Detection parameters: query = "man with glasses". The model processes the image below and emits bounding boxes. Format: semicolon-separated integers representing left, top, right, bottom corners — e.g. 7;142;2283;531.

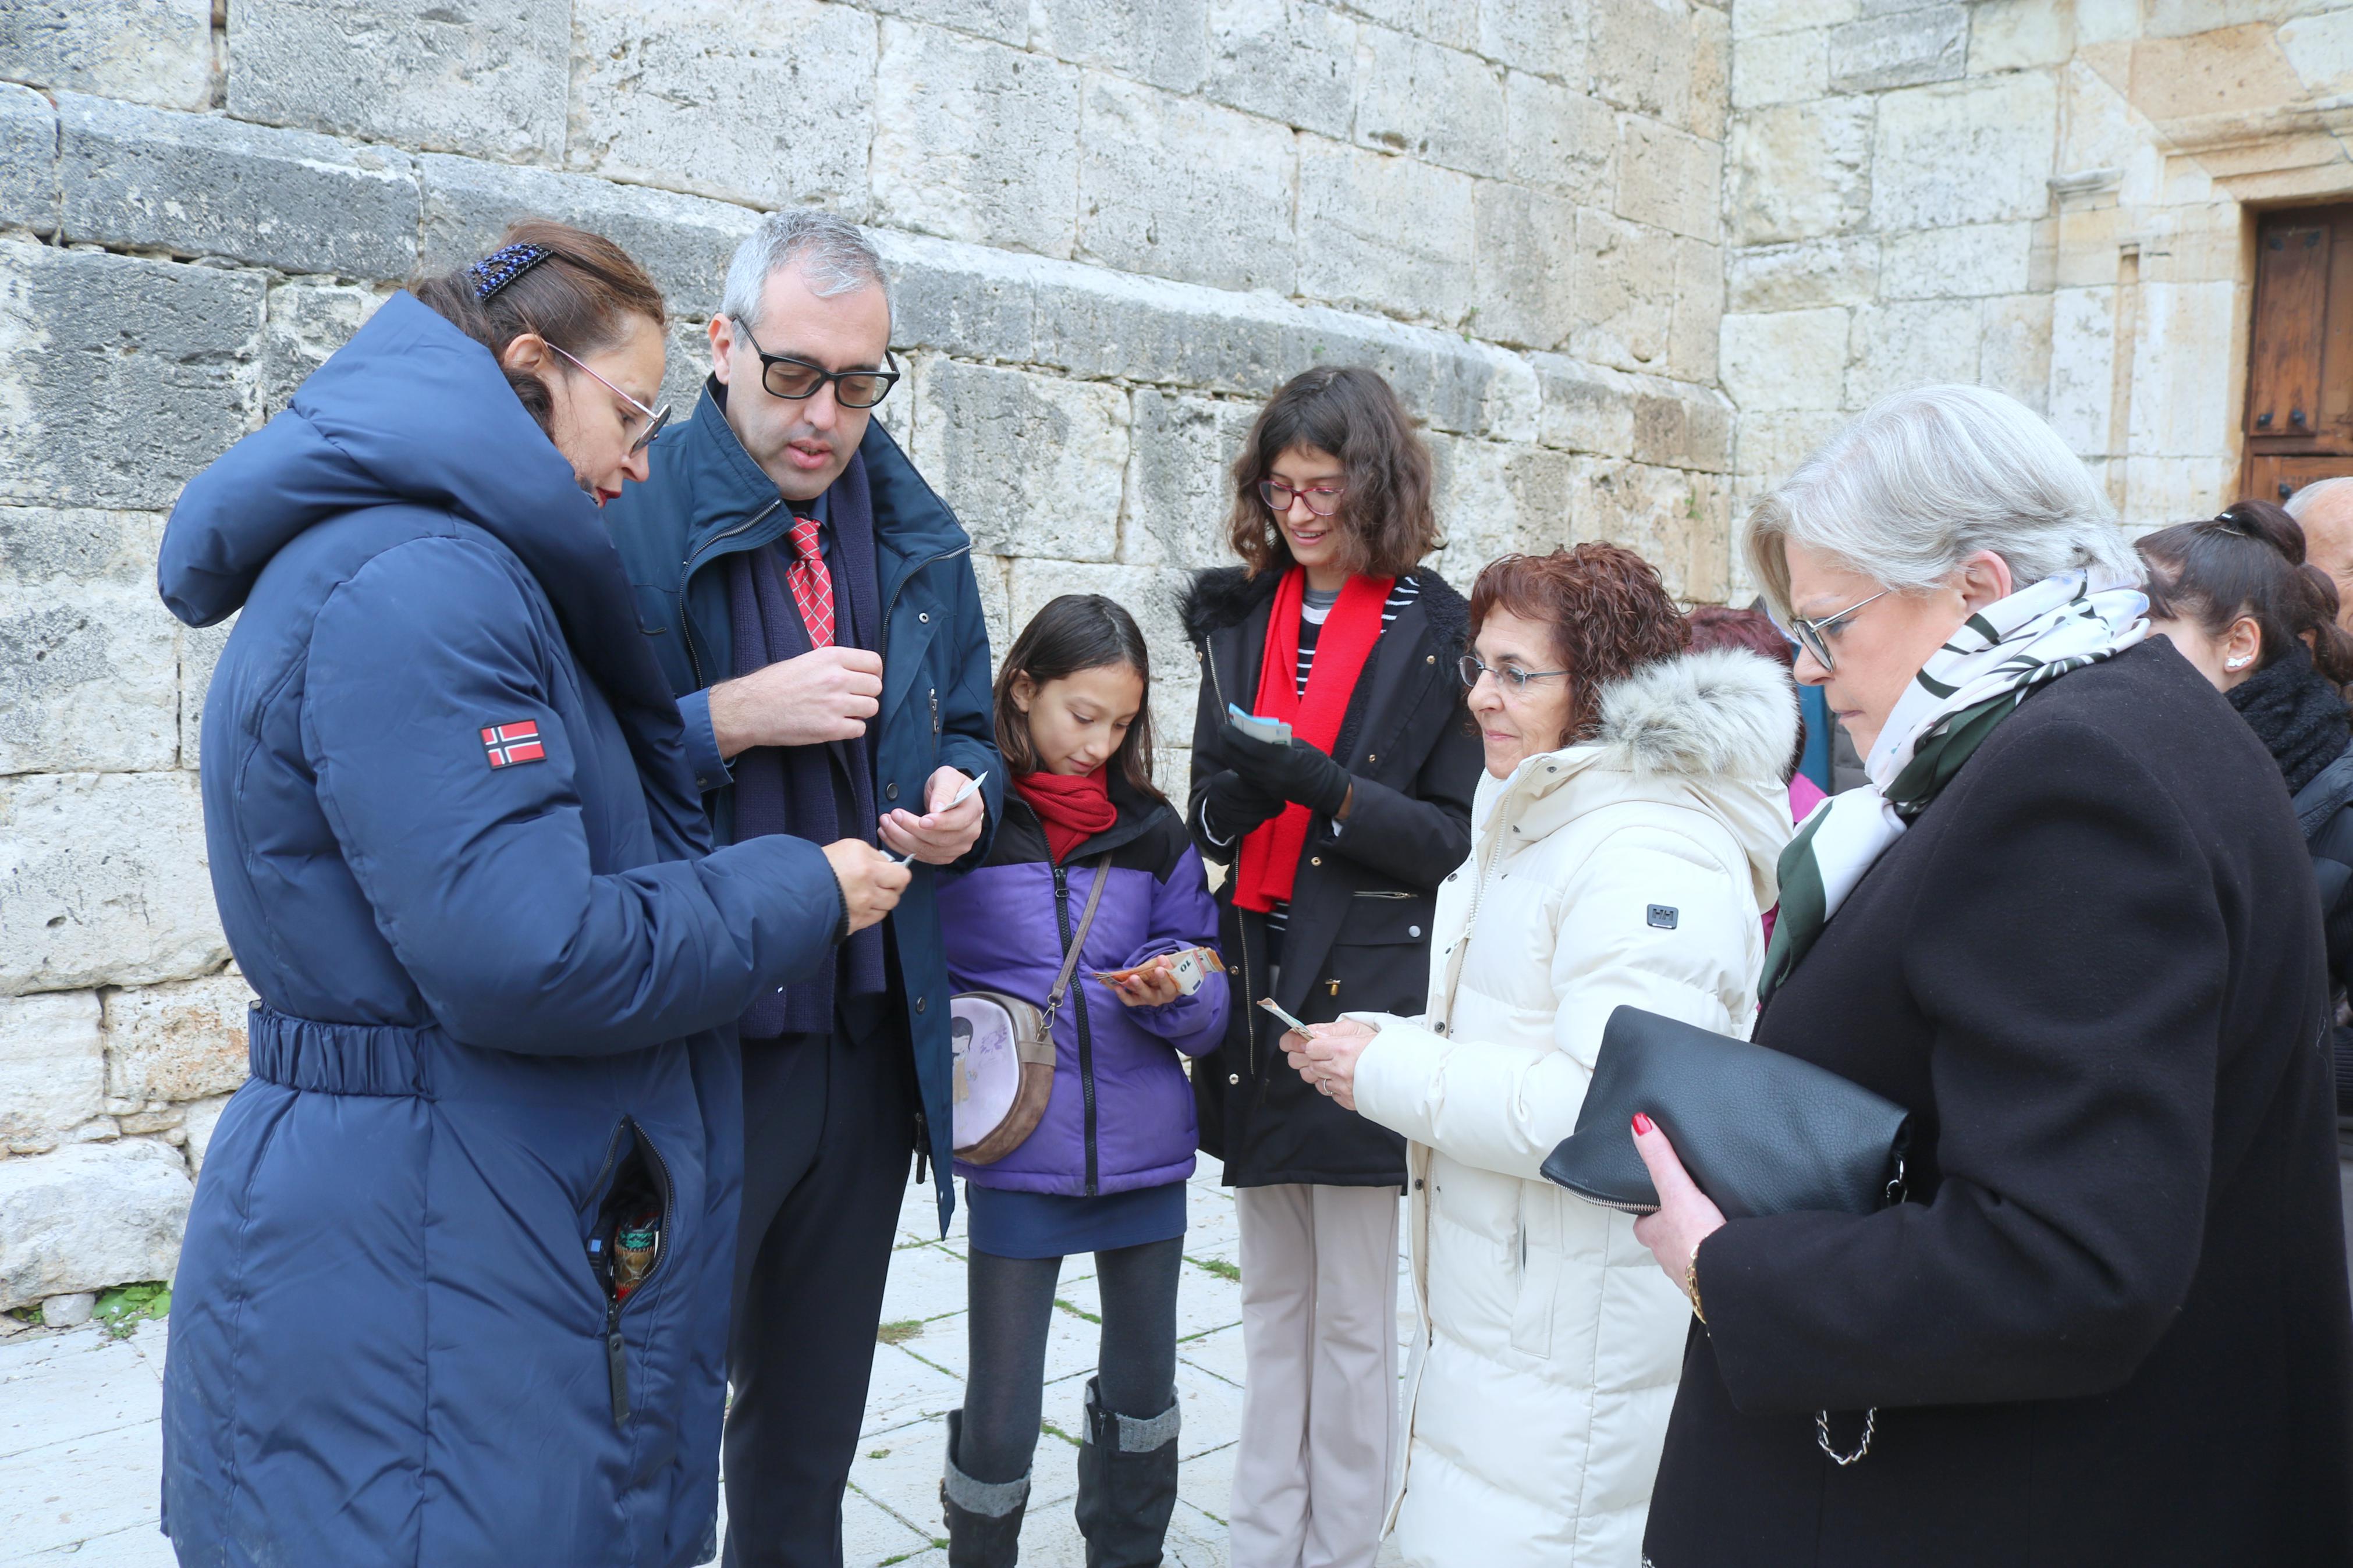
603;210;1003;1568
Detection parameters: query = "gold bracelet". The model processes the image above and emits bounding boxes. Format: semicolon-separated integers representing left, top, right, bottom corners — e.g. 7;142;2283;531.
1684;1241;1706;1325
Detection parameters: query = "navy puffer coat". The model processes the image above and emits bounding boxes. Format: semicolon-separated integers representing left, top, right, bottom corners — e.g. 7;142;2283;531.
154;294;845;1567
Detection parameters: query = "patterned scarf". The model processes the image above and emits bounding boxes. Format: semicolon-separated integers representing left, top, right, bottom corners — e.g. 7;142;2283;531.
1758;567;2149;1004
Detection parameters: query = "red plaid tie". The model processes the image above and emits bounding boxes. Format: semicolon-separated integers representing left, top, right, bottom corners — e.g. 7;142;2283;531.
784;517;835;649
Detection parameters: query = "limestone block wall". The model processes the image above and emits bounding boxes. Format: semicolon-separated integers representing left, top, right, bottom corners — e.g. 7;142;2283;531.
1719;0;2353;559
0;0;1737;1312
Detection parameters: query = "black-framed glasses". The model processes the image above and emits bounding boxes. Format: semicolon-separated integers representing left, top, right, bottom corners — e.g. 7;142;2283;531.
1781;588;1893;673
1259;479;1346;517
1458;653;1569;693
548;342;671;453
732;317;900;408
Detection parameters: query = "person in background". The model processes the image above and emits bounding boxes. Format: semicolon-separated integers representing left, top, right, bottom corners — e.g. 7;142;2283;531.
1180;365;1481;1568
601;209;1003;1568
1687;605;1827;824
934;594;1229;1567
155;222;900;1567
2288;474;2353;630
1632;385;2352;1567
2138;500;2353;1299
1286;546;1795;1567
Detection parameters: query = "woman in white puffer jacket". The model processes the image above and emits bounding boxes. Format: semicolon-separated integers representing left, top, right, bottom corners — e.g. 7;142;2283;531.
1286;546;1796;1568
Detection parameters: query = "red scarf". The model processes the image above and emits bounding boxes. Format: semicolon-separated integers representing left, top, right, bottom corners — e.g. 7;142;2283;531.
1015;767;1118;863
1232;569;1394;912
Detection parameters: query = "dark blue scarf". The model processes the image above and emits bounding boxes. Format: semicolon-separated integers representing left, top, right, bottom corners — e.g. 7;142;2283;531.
726;450;885;1037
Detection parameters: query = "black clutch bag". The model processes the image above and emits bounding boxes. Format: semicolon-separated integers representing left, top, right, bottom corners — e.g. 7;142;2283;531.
1541;1005;1912;1219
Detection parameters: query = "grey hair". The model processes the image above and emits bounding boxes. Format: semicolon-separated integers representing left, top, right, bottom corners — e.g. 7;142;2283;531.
720;209;889;329
1741;383;2141;620
2285;474;2353;520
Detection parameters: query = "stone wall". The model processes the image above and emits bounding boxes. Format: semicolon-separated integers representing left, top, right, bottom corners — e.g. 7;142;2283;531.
1719;0;2353;566
0;0;1737;1313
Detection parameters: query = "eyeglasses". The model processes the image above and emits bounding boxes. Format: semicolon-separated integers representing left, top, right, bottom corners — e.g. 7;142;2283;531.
547;342;671;453
1781;588;1893;673
1259;479;1347;517
731;317;901;408
1458;653;1570;693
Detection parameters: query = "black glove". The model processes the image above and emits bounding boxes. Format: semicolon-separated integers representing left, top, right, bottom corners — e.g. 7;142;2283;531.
1200;769;1285;842
1223;723;1353;819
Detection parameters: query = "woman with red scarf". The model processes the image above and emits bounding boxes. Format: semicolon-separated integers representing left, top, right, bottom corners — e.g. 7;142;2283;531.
1181;367;1481;1568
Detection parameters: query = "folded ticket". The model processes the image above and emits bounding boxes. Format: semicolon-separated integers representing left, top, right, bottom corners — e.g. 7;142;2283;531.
1226;703;1293;745
1095;946;1227;996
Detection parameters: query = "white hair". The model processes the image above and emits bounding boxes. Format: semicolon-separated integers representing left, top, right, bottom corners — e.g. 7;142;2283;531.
1741;383;2141;619
2286;474;2353;520
720;209;889;330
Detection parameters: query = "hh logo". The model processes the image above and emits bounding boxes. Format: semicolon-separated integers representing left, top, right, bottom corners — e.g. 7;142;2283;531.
481;720;545;769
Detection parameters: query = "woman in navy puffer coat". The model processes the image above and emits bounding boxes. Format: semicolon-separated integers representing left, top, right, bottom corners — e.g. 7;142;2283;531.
154;226;867;1568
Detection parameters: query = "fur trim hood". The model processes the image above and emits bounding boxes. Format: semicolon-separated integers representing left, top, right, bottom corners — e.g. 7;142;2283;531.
1591;646;1799;781
1178;563;1468;654
1479;647;1799;909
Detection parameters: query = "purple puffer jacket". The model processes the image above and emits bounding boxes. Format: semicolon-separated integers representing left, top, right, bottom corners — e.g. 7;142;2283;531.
941;778;1228;1195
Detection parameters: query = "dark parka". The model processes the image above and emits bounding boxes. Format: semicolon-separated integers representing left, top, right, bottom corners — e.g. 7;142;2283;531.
2292;746;2353;1114
602;385;1005;1225
1182;566;1481;1187
1645;640;2353;1567
155;296;847;1568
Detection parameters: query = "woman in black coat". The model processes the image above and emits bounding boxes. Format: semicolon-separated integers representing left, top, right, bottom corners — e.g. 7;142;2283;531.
1181;367;1479;1568
2139;500;2353;1299
1628;386;2353;1567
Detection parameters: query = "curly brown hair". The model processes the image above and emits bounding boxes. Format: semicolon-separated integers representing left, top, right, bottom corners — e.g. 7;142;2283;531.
1468;546;1691;743
1226;366;1439;578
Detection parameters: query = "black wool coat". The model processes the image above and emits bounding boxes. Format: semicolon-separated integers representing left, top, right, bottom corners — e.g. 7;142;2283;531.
1645;639;2353;1567
1181;565;1481;1188
2291;745;2353;1115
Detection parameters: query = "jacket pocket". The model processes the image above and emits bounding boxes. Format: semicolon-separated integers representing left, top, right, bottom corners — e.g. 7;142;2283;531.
581;1118;674;1426
1328;892;1436;1015
1507;1185;1559;1360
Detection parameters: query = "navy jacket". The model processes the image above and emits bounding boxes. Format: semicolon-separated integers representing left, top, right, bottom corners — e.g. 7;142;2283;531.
155;295;844;1568
942;780;1227;1197
602;385;1003;1224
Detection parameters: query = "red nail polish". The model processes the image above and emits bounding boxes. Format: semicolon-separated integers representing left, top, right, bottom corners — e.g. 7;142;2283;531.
1632;1112;1653;1136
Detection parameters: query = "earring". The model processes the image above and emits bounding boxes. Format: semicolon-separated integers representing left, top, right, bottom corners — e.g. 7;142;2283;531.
2227;656;2249;670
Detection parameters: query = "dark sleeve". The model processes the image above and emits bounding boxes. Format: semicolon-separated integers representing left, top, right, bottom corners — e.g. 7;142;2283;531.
2313;842;2353;1115
929;547;1006;873
1698;717;2224;1413
1186;638;1237;867
304;538;844;1055
1321;701;1479;890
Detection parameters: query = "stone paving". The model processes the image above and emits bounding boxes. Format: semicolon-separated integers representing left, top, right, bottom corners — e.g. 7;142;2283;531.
0;1157;1414;1567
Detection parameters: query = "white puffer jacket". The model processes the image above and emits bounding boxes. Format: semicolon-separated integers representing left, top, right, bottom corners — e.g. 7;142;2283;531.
1350;648;1797;1568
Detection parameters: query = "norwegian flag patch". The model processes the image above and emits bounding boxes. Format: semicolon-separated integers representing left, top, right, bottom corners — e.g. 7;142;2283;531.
481;720;545;769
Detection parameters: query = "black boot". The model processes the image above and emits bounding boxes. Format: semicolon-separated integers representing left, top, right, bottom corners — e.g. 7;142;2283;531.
1073;1377;1180;1568
942;1409;1028;1568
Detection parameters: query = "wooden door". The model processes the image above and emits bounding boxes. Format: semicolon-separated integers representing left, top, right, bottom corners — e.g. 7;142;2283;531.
2242;205;2353;503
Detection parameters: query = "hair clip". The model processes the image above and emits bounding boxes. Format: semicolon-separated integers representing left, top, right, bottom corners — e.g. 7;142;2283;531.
468;242;552;301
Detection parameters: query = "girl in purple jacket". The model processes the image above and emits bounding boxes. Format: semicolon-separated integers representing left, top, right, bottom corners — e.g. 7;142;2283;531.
936;593;1230;1566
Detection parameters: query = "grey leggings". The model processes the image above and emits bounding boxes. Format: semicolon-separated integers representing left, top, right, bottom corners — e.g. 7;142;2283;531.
957;1238;1183;1485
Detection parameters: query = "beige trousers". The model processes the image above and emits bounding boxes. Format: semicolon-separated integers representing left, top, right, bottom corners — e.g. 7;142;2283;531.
1228;1182;1403;1568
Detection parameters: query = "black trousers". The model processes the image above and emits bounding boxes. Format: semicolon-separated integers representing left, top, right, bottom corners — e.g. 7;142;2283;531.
722;995;915;1568
957;1239;1183;1485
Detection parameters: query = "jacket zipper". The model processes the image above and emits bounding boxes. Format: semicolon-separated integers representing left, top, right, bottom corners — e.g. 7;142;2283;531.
680;498;786;688
589;1118;676;1428
1052;861;1102;1196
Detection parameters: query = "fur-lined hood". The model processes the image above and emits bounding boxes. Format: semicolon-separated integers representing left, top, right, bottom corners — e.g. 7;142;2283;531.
1478;647;1798;908
1590;646;1799;781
